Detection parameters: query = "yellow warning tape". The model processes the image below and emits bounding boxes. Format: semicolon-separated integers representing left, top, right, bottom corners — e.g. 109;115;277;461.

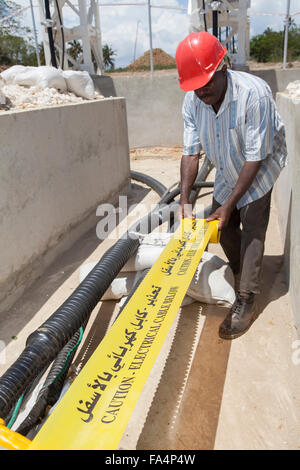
0;419;31;451
28;218;219;450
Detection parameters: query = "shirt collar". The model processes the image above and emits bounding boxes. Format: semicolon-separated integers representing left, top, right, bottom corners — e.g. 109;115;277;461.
200;69;238;116
216;70;238;116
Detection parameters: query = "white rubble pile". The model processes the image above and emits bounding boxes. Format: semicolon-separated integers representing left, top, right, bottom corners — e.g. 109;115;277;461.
1;84;83;110
284;80;300;99
0;65;104;111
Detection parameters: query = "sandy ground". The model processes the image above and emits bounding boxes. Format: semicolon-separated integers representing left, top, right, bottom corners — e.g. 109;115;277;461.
107;61;300;78
0;149;299;450
247;60;300;70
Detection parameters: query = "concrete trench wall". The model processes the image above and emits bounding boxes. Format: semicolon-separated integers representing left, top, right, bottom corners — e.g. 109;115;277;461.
93;73;186;149
274;93;300;331
0;97;130;314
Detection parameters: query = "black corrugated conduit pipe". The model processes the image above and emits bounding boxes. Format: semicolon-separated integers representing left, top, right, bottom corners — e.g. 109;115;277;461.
4;365;50;430
0;162;212;421
15;271;150;436
130;171;168;198
159;156;213;205
3;174;175;430
131;158;214;204
15;325;86;437
0;237;140;420
0;201;178;420
161;181;214;206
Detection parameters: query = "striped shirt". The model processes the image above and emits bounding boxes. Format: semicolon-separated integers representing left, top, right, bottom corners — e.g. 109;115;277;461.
182;69;287;208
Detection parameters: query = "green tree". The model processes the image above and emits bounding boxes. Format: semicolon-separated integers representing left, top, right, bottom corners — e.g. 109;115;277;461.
0;34;43;66
67;40;83;62
0;0;40;66
67;40;116;72
102;44;116;70
250;24;300;63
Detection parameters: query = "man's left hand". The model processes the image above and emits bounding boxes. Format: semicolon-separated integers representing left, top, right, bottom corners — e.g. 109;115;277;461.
206;204;233;230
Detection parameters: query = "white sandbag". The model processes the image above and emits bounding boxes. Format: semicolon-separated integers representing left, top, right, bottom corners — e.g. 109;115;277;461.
15;66;67;92
101;272;140;300
62;70;95;100
79;262;196;304
180;295;195;307
122;244;165;272
79;233;173;282
1;65;28;84
0;88;6;105
79;254;235;306
137;232;173;246
79;264;142;300
121;232;173;272
0;77;11;110
79;233;235;306
187;251;235;307
79;234;172;276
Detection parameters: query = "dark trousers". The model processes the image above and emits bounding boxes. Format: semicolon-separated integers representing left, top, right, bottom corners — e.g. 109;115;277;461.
211;190;272;294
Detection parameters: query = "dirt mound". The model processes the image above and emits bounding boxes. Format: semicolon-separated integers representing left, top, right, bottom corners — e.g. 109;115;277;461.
128;48;176;69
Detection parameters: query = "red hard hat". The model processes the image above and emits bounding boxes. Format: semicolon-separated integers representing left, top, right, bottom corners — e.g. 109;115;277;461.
176;32;227;92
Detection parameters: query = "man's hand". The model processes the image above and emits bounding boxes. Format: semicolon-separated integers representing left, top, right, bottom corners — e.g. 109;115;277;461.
178;154;200;220
206;203;233;230
177;201;194;220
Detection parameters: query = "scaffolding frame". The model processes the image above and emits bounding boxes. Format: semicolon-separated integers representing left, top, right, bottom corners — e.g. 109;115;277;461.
188;0;251;67
38;0;105;74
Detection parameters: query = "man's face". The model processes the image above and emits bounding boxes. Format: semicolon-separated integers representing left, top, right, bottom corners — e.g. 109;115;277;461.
194;66;227;106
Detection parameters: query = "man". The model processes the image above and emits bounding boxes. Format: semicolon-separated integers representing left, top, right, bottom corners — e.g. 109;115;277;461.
176;31;287;340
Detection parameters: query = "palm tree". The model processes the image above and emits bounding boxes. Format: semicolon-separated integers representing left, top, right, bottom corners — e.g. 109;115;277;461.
102;44;116;70
67;40;83;62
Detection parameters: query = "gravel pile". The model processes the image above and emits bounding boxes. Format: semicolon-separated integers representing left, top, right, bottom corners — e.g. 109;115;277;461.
128;48;176;70
283;81;300;99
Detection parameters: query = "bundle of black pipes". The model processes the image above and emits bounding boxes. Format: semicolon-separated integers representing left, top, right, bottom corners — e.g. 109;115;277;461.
15;325;86;436
0;157;213;424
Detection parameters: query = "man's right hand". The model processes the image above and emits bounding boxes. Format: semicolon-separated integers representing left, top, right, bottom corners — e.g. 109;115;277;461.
177;153;199;221
177;201;194;220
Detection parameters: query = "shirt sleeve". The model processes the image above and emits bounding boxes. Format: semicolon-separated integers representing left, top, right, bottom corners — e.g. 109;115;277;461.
243;95;276;162
182;93;202;156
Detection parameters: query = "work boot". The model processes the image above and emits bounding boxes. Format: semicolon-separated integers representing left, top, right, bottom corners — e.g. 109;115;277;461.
234;272;241;292
219;292;258;340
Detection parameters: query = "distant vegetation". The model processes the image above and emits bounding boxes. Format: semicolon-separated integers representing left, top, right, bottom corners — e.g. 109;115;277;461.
108;63;177;73
0;1;116;71
0;0;41;66
250;21;300;63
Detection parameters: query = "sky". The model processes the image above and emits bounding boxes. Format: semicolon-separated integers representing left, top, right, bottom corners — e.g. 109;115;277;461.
7;0;300;68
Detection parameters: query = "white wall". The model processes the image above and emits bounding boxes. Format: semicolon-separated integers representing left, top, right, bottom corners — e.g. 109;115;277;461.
0;98;130;313
275;92;300;330
104;69;300;148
